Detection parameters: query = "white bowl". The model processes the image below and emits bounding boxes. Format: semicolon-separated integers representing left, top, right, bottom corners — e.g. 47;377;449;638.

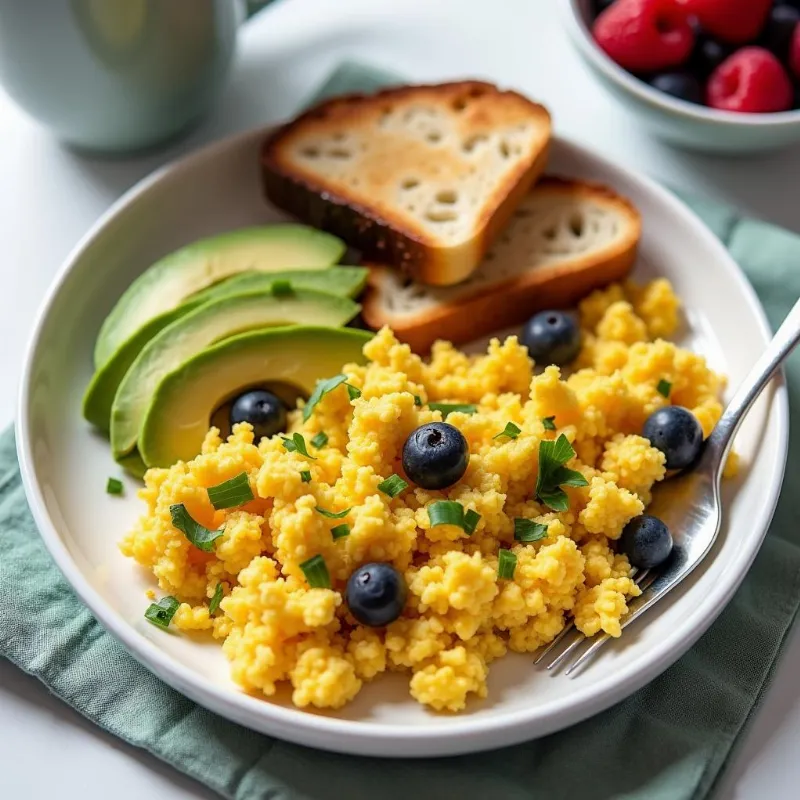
561;0;800;154
17;125;788;757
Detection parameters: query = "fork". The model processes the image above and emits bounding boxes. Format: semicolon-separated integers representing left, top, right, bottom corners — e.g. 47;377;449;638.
536;296;800;676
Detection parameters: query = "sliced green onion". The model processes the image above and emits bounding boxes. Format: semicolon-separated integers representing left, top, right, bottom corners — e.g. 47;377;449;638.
169;504;223;552
106;477;124;495
303;374;348;421
346;383;362;401
413;394;422;406
331;524;351;540
207;472;254;510
300;470;312;483
311;431;328;449
378;474;408;498
542;416;557;431
497;549;517;580
315;505;352;519
208;583;224;614
657;379;672;398
514;518;548;542
463;509;481;535
493;422;521;440
281;432;316;459
300;554;331;588
428;402;477;418
427;500;467;530
144;596;180;629
271;279;294;297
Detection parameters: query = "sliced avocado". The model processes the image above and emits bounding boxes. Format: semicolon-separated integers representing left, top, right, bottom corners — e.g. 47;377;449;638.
82;265;368;432
110;288;360;461
94;224;345;370
139;326;372;468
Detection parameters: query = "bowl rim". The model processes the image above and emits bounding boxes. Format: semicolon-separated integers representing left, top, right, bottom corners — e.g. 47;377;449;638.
561;0;800;128
15;124;790;757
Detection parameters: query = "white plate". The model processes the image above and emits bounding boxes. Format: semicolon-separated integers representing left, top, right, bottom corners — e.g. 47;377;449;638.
17;127;788;757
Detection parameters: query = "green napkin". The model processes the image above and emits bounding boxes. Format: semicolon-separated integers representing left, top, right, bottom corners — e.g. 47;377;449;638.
3;62;800;800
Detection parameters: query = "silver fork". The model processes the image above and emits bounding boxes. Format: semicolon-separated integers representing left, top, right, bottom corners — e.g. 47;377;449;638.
537;296;800;676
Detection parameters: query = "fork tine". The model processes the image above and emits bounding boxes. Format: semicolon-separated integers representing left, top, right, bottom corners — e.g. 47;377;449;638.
533;623;575;665
545;632;585;671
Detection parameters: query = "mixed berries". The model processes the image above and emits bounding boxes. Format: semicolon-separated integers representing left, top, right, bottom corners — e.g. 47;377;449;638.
592;0;800;112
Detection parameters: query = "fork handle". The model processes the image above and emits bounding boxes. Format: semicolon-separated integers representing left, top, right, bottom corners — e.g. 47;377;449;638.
706;296;800;467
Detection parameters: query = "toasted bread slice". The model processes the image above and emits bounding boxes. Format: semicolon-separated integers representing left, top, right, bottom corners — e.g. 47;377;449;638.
261;81;551;286
362;177;641;352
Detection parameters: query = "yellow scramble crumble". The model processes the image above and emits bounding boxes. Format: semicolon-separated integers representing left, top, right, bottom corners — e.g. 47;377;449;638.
121;278;736;713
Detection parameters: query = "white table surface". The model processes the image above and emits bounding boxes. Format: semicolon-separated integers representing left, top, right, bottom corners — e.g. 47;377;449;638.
2;1;799;797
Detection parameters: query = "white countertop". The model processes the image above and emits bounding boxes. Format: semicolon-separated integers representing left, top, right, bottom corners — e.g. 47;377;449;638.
2;1;799;797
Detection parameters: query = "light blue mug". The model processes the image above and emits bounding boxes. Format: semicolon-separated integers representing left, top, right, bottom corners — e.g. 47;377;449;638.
0;0;269;152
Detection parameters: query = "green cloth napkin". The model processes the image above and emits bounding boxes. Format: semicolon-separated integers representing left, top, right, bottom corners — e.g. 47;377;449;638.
3;62;800;800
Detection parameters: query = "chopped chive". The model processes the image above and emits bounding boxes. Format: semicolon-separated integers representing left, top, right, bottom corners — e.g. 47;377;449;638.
428;500;465;528
208;583;224;614
300;554;331;588
331;524;351;540
542;416;557;431
271;279;294;297
534;434;589;512
428;402;477;418
169;504;224;552
300;470;312;483
497;549;517;580
281;432;316;459
493;422;521;440
463;509;481;535
657;379;672;398
346;383;362;401
303;374;348;421
311;431;329;449
514;518;548;543
106;477;124;495
378;474;409;498
207;472;254;510
315;505;352;519
413;394;422;406
144;596;180;629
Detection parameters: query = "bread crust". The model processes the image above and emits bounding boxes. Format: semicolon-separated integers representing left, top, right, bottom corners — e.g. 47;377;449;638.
261;81;551;286
361;177;642;352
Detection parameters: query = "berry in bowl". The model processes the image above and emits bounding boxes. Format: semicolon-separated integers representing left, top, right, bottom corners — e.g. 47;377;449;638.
560;0;800;152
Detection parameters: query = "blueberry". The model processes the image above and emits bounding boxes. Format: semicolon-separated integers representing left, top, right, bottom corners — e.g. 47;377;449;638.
643;406;704;471
690;34;732;78
649;72;704;104
620;515;673;570
402;422;469;490
761;5;800;62
229;389;286;440
521;311;581;366
346;563;407;627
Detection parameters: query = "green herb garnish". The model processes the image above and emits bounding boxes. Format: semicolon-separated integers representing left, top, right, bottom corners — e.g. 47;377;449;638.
514;518;548;543
346;384;362;401
428;402;477;418
542;416;557;431
331;524;351;540
271;280;294;297
311;431;329;449
208;583;224;614
303;374;348;421
281;432;316;459
657;379;672;398
463;509;481;535
300;470;312;483
300;554;331;588
169;504;223;552
413;395;422;406
378;474;409;498
534;434;589;512
144;596;180;629
106;477;124;495
493;422;521;440
315;505;352;519
427;501;479;534
497;549;517;580
207;472;253;509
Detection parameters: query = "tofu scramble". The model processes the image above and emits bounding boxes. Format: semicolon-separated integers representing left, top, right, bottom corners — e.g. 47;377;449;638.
121;278;735;713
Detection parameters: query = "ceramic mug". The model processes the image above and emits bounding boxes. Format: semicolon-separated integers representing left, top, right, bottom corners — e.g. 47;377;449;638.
0;0;267;152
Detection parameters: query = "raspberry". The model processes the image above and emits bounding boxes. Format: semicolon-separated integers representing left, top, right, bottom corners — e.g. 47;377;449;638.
791;25;800;80
678;0;771;45
593;0;694;73
707;47;793;113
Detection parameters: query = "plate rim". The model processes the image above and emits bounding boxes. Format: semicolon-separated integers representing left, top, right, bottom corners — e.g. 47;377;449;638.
16;125;790;757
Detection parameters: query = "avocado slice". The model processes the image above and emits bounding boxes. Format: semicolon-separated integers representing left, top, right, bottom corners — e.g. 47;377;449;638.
138;326;372;469
110;288;360;461
93;224;345;370
82;265;368;432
